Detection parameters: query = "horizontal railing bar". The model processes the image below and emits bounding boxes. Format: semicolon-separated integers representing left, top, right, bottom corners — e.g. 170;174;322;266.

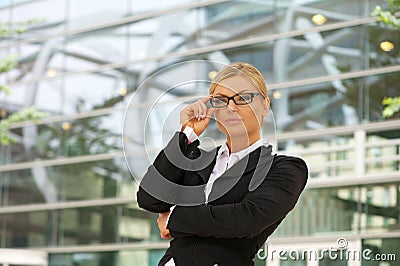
306;171;400;188
26;230;400;253
0;151;125;172
0;0;230;50
307;160;354;169
0;197;137;214
6;66;399;130
283;144;354;155
277;119;400;140
365;138;400;148
268;231;400;245
0;172;398;214
5;16;385;87
365;155;400;164
0;0;46;11
2;120;400;172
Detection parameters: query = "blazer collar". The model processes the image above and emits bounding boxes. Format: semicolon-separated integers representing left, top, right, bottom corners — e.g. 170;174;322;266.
206;144;274;202
196;144;273;184
196;146;220;183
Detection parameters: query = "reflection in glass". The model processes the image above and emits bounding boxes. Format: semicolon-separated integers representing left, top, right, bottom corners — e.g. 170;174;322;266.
0;158;133;206
362;238;399;266
366;129;400;174
0;204;160;248
275;183;400;237
49;249;167;266
1;1;400;264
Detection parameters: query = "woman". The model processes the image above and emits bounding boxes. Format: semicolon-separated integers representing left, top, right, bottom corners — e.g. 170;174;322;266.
137;62;308;266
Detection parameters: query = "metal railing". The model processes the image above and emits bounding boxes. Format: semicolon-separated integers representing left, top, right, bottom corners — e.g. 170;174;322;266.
0;249;47;266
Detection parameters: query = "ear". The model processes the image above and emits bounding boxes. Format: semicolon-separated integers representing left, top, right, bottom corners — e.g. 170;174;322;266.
262;97;270;117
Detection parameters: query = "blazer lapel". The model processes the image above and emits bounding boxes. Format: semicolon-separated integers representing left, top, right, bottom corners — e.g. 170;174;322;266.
196;147;220;183
248;145;274;191
207;145;274;202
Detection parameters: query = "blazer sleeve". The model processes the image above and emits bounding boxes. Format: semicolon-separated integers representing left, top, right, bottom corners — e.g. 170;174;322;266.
167;156;308;238
136;131;200;213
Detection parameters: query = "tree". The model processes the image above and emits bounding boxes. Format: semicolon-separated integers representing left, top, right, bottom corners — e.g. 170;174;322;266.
372;0;400;118
382;96;400;118
0;18;48;145
372;0;400;30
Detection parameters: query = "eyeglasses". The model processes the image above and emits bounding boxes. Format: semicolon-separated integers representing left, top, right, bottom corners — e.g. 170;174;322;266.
210;93;265;108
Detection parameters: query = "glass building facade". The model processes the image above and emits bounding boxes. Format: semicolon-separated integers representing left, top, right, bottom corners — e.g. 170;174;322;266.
0;0;399;265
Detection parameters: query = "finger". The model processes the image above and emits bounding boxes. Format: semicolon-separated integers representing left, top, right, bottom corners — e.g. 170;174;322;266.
157;216;163;226
206;106;215;117
182;109;194;125
191;104;201;120
195;99;209;119
195;103;206;120
197;96;212;119
191;103;198;119
161;230;171;239
181;107;193;124
199;101;208;118
162;234;172;240
203;107;215;122
201;94;213;104
194;103;205;121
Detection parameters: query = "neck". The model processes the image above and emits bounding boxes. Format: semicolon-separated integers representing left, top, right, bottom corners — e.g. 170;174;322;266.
226;133;260;153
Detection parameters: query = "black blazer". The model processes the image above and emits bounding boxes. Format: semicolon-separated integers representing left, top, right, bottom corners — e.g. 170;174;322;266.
137;132;308;266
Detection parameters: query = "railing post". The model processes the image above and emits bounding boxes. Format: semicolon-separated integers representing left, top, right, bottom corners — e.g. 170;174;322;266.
354;130;366;178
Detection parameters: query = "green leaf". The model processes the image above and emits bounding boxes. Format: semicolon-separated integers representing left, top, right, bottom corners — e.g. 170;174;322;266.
0;84;11;95
0;17;45;38
382;107;394;118
0;107;50;146
371;1;400;29
382;96;400;118
382;97;392;105
0;56;18;73
6;106;49;124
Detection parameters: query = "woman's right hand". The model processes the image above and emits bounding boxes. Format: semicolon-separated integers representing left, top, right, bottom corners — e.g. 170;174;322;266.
180;95;215;136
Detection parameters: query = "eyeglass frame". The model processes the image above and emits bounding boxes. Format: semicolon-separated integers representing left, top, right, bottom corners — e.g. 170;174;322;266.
209;92;265;108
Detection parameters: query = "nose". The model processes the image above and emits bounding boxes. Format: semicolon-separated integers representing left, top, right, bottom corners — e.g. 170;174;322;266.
227;98;238;112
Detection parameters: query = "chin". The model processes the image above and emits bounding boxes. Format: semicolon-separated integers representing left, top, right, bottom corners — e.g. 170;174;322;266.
225;127;250;140
217;122;252;138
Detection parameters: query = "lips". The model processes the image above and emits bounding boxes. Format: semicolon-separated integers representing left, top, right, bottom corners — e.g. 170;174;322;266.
225;118;242;124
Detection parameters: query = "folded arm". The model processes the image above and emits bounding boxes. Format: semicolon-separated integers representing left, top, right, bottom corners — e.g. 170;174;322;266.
136;131;200;213
167;156;308;238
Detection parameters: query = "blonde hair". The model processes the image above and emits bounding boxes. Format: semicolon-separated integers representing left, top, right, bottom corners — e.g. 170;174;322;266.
209;62;269;99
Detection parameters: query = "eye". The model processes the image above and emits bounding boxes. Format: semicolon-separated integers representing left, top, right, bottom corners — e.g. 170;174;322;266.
213;97;227;103
211;97;228;107
236;94;252;103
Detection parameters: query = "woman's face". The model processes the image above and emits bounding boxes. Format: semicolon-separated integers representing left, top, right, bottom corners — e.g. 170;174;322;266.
212;75;269;143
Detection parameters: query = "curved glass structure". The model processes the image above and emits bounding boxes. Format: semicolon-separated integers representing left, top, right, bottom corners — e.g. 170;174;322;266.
0;0;399;265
